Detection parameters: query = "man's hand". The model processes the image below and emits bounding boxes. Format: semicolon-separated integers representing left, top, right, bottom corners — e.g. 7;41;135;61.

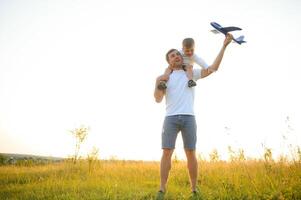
164;66;173;76
157;74;169;82
224;33;233;47
154;74;168;103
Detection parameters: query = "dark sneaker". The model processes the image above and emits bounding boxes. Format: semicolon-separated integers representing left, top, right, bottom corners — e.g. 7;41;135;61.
188;80;197;88
189;190;203;200
156;190;165;200
157;81;167;90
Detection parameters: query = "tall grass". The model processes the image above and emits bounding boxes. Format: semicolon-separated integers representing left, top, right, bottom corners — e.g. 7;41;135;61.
1;156;301;200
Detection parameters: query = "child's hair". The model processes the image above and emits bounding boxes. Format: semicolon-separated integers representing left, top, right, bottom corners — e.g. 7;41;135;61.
182;38;195;48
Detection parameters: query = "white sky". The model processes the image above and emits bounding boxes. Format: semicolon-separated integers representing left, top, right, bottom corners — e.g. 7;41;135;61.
1;0;301;161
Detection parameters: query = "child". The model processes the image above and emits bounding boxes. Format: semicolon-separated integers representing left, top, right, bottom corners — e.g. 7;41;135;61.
157;38;209;90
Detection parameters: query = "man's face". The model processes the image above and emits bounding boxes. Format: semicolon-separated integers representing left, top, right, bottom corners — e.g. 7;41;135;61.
168;50;183;67
182;47;194;57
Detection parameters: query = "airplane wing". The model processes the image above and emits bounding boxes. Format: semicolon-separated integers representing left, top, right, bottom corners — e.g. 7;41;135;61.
210;22;225;34
210;29;220;34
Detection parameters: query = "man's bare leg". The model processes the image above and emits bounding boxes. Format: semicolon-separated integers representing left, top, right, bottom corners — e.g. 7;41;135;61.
185;149;198;192
160;148;174;192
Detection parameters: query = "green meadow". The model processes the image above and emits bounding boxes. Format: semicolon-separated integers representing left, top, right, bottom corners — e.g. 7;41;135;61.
1;157;301;200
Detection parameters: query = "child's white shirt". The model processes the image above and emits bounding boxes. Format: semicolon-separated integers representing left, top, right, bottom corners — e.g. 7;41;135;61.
179;50;209;69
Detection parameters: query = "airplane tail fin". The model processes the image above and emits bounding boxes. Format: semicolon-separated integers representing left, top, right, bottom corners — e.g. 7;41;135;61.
233;35;246;45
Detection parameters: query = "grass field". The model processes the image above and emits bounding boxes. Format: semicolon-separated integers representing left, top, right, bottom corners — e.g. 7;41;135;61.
1;158;301;200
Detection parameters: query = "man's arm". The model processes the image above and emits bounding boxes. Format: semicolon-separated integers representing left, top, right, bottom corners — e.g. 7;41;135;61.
201;33;233;78
154;74;168;103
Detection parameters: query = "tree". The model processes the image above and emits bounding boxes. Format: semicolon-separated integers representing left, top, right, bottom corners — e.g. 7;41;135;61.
0;154;6;165
69;125;89;164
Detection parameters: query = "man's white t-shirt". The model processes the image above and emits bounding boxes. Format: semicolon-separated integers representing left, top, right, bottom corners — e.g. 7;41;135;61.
165;69;202;116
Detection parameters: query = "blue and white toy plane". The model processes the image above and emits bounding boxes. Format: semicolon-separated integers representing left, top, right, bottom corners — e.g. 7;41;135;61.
210;22;246;45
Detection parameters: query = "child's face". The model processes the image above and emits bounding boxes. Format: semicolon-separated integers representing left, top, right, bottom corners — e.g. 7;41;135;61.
182;47;194;57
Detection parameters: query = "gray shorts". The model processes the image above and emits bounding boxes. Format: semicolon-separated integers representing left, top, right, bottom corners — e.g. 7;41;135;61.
161;115;197;150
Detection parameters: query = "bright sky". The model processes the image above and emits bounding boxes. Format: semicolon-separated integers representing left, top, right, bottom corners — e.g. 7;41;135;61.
1;0;301;161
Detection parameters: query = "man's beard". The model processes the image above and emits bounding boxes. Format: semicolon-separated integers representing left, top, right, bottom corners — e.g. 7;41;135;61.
174;61;183;68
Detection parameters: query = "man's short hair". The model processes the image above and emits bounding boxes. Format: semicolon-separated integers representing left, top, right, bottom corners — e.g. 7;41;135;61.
165;49;179;63
182;38;195;48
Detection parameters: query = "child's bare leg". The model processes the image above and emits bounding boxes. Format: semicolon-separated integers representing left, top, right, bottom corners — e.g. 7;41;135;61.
157;67;172;90
186;65;193;80
186;65;196;87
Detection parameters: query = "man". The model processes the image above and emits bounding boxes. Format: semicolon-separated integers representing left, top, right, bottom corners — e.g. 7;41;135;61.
154;33;233;197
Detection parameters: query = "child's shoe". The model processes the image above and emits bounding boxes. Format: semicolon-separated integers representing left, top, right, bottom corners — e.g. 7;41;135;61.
157;81;167;90
188;80;196;88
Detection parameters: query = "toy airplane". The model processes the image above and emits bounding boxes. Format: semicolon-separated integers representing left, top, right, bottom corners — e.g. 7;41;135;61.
210;22;246;45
